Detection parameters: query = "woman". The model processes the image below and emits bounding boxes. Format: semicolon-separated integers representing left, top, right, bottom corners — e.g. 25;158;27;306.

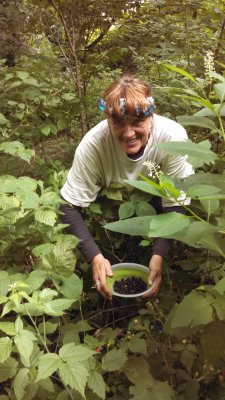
60;74;193;299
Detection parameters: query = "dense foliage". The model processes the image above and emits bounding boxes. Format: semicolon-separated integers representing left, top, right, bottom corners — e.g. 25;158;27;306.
0;1;225;399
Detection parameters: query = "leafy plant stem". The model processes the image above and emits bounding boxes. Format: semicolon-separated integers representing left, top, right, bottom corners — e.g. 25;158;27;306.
24;305;49;353
218;115;225;142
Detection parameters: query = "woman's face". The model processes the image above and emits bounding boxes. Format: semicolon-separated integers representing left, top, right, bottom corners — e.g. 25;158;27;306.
109;116;152;155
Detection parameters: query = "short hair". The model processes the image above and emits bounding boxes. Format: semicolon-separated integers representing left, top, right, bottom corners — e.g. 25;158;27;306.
102;74;152;120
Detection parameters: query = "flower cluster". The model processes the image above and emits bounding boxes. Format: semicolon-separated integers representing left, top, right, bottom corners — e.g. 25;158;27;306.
143;161;162;180
204;50;215;82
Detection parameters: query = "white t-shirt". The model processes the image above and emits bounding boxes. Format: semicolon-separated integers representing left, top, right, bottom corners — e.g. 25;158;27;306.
61;114;194;208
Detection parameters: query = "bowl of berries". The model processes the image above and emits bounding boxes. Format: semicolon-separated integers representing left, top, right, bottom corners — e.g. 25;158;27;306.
107;263;155;298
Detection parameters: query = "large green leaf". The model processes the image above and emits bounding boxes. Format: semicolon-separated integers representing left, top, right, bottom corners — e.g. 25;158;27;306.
176;115;218;131
0;112;9;124
182;173;225;191
127;336;147;355
171;221;225;256
105;213;190;239
36;353;61;381
39;235;78;276
16;190;39;209
14;329;36;363
200;322;225;364
59;343;95;362
186;184;222;197
0;337;12;363
42;298;75;316
119;201;135;219
58;361;89;397
164;290;214;335
163;64;197;83
53;273;83;299
149;382;176;400
102;348;127;371
13;368;30;400
135;201;156;216
194;103;225;117
0;357;18;383
0;322;16;336
88;370;106;400
155;140;217;168
25;270;48;292
0;141;35;162
213;82;225;103
125;180;165;197
35;207;57;226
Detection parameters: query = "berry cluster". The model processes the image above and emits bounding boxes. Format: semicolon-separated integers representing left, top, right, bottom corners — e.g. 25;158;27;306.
114;277;147;295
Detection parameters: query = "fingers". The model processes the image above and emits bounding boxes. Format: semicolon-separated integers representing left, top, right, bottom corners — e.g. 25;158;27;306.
142;255;163;299
91;254;113;300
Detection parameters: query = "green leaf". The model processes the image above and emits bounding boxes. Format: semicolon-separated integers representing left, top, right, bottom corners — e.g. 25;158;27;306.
213;82;225;103
135;201;156;216
125;179;165;197
53;273;83;299
102;348;127;371
171;221;224;256
105;212;190;239
14;330;36;363
176;115;218;131
124;357;155;386
194;103;225;117
149;381;176;400
0;175;17;193
88;370;106;400
128;336;147;356
58;361;89;397
39;288;58;301
17;177;37;192
36;353;61;382
0;337;12;363
0;322;16;336
119;201;135;219
15;316;23;333
16;71;29;81
164;290;214;336
41;125;51;136
35;207;57;226
39;236;78;277
59;343;95;362
104;188;123;201
38;321;59;335
89;203;102;214
16;190;39;209
38;377;55;393
0;113;9;125
0;272;11;296
0;357;18;383
155;139;217;168
200;199;220;215
0;141;35;162
201;321;225;363
214;277;225;294
43;298;75;316
14;368;30;400
186;184;221;197
26;270;48;291
73;320;93;332
163;64;197;83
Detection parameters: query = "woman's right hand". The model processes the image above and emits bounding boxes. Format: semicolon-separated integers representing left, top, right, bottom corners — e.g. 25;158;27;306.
91;254;113;299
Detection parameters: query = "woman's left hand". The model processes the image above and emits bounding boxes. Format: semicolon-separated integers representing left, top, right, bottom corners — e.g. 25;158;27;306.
142;254;163;298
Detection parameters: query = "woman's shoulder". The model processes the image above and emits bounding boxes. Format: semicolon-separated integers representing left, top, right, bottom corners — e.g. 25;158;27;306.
154;114;187;140
76;119;110;157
